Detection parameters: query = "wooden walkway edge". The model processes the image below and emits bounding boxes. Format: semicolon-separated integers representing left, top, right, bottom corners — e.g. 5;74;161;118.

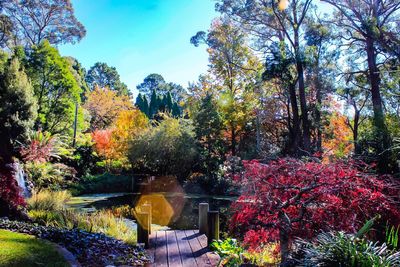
147;230;220;267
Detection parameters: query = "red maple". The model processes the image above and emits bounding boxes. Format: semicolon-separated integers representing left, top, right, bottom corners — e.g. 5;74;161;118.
230;158;400;261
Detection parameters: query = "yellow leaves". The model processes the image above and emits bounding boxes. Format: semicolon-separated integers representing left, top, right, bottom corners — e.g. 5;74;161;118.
322;111;353;161
84;86;134;130
87;87;149;164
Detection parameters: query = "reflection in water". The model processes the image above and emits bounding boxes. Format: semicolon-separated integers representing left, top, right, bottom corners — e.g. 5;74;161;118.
70;175;236;233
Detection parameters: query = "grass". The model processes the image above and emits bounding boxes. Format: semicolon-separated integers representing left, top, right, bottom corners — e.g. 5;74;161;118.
0;229;69;267
27;190;137;244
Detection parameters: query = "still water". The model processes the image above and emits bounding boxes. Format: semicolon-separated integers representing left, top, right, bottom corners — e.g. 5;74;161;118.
68;193;236;233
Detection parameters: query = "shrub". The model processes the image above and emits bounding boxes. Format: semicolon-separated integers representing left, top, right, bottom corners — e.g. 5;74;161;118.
28;209;136;244
24;161;76;190
293;231;400;266
129;117;198;181
230;158;400;262
27;190;71;211
69;173;133;195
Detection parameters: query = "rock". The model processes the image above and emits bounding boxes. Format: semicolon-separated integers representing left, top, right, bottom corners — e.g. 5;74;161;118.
0;217;150;267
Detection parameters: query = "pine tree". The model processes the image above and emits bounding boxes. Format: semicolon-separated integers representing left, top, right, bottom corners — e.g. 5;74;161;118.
0;57;37;160
192;94;225;177
172;102;181;118
0;56;37;217
142;96;149;117
149;90;158;118
135;93;146;114
165;91;173;113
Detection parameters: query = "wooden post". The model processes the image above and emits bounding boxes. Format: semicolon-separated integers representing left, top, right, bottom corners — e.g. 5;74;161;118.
137;212;149;248
142;203;152;234
199;203;209;235
207;210;220;246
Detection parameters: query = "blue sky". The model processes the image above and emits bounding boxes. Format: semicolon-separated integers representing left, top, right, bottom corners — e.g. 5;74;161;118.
59;0;217;96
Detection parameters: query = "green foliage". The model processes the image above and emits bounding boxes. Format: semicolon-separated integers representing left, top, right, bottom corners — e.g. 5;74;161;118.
129;116;198;181
0;55;37;158
69;173;132;195
211;238;244;266
27;190;71;211
294;231;400;267
135;93;149;117
386;224;399;250
25;162;76;191
28;209;136;244
193;94;225;173
86;62;129;96
26;40;82;137
0;229;69;267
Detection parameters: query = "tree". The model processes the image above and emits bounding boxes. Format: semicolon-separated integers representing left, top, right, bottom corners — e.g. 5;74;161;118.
0;55;37;217
129;117;198;181
148;90;159;118
192;94;225;178
191;18;261;155
231;158;400;262
322;0;400;171
137;73;186;102
137;73;166;98
0;56;37;160
111;109;148;162
1;0;85;47
84;86;133;130
65;56;89;101
26;40;82;136
135;93;149;117
217;0;314;154
86;62;129;96
322;111;354;160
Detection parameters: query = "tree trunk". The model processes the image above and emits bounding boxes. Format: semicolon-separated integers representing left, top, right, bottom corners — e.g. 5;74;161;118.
353;110;361;155
294;29;311;154
288;83;302;156
366;38;392;171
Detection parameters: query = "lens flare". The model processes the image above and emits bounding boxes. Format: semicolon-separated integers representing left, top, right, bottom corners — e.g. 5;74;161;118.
278;0;289;10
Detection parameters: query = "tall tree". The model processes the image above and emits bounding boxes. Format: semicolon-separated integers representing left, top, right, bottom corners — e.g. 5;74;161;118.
86;62;130;96
191;18;261;155
322;0;400;170
0;55;37;160
26;40;82;136
137;73;166;98
137;73;186;102
84;86;133;130
0;55;37;217
192;94;225;178
217;0;314;154
135;93;149;117
1;0;85;47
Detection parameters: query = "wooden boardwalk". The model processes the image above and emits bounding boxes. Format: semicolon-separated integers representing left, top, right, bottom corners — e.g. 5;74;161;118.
147;230;220;267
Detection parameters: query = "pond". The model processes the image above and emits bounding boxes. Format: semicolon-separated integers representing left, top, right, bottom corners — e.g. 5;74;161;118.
67;192;236;234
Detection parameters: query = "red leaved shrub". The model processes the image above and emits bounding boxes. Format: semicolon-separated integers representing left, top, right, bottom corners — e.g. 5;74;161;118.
230;158;400;261
0;163;25;217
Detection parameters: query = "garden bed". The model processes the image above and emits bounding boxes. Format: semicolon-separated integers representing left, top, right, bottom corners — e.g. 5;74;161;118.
0;218;149;266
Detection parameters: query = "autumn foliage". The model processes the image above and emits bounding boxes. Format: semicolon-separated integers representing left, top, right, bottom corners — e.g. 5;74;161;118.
230;158;400;259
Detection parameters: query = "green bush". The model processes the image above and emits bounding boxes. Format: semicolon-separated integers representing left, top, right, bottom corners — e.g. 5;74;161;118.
69;173;133;195
294;231;400;266
27;190;71;211
27;190;136;244
129;117;198;181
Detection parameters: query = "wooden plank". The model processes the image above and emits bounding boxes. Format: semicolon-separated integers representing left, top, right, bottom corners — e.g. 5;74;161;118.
196;232;220;267
175;230;197;267
185;230;212;266
166;230;183;267
148;232;157;263
154;231;168;267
